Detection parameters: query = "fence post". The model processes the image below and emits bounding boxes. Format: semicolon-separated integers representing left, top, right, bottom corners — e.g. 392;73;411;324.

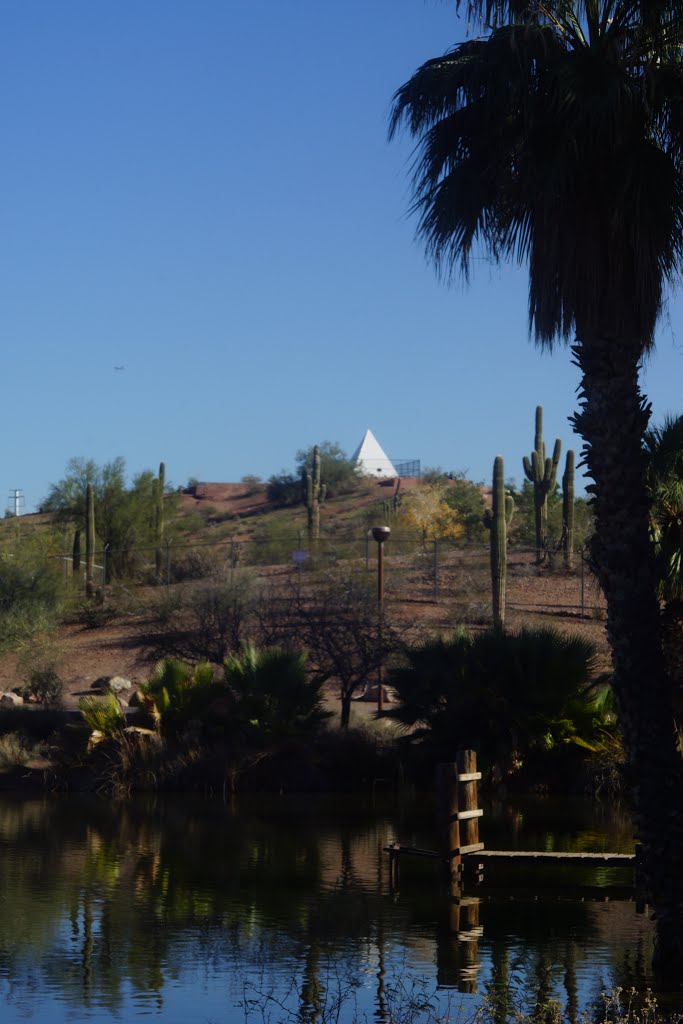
102;544;109;589
166;540;171;585
437;762;461;890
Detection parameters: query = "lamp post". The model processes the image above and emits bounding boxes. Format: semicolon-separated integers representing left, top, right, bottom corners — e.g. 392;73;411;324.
371;526;391;713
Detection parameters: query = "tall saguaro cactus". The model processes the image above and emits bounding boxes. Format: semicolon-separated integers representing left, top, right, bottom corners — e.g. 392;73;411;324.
562;449;575;570
483;455;514;628
72;528;81;577
523;405;561;563
85;482;95;598
305;445;327;544
155;461;166;579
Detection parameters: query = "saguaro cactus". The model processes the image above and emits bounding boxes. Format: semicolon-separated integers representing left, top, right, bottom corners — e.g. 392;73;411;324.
562;449;575;570
523;405;561;563
305;445;327;543
85;482;95;598
155;461;166;579
483;455;514;627
72;528;81;576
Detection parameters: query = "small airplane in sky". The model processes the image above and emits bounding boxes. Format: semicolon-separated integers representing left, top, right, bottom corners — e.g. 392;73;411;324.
114;366;125;371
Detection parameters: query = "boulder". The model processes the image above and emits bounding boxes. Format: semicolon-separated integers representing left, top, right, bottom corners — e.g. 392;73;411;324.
0;692;23;707
108;676;133;695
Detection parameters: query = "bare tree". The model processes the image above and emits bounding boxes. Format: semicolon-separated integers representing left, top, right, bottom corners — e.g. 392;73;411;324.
257;571;408;728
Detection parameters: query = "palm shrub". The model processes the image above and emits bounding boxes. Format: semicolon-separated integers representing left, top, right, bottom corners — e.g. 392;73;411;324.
78;692;125;737
223;643;331;738
140;658;221;735
387;626;609;778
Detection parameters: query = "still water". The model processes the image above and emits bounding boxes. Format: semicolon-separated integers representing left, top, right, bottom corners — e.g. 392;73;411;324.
0;794;651;1024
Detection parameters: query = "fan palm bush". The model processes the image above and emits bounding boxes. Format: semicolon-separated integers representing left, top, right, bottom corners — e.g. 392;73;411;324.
78;692;125;737
140;658;222;736
387;627;610;777
223;643;331;738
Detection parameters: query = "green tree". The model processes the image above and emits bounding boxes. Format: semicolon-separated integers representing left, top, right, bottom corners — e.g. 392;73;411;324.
43;457;173;580
390;1;683;978
295;442;359;499
267;442;360;508
444;473;487;543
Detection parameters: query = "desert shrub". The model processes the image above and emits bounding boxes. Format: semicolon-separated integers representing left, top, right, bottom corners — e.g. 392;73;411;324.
444;474;488;543
266;471;302;507
0;732;48;768
248;521;304;566
19;665;64;708
240;474;263;495
168;548;218;582
0;557;63;649
150;571;257;663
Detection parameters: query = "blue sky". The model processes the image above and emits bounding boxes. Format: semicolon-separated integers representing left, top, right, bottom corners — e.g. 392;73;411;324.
2;1;683;511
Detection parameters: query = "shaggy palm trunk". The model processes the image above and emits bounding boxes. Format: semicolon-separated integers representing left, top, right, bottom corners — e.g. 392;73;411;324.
573;333;683;985
662;600;683;717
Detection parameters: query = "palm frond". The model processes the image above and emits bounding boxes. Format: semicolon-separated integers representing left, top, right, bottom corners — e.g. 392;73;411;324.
390;0;683;349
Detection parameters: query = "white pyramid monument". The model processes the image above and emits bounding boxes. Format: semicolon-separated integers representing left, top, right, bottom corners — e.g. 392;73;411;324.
352;429;398;479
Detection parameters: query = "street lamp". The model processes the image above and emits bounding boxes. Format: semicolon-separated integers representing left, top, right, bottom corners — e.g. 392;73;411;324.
371;526;391;713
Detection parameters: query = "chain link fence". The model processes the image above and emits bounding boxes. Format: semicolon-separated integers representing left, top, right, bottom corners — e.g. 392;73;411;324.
47;534;606;622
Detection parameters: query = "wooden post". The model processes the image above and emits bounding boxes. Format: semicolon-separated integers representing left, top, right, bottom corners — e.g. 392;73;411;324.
457;749;480;845
437;762;461;889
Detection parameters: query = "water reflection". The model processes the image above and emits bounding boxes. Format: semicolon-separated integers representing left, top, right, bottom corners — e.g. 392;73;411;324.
0;795;654;1024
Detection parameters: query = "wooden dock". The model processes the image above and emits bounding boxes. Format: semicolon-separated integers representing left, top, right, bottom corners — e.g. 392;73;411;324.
385;750;639;889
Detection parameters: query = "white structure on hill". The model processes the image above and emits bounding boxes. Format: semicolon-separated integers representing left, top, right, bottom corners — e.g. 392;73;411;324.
352;429;397;478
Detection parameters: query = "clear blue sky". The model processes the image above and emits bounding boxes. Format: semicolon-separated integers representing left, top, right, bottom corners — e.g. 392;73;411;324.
2;1;683;512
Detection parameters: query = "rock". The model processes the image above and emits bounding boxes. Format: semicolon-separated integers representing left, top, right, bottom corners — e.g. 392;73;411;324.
107;677;133;694
353;685;394;704
0;692;23;707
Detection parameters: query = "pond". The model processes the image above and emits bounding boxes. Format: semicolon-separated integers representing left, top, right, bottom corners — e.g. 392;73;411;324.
0;793;652;1024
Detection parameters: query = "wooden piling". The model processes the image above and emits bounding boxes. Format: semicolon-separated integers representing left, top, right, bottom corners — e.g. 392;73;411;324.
437;762;461;887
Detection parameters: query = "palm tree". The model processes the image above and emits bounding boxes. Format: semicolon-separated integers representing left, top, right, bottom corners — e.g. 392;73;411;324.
390;1;683;981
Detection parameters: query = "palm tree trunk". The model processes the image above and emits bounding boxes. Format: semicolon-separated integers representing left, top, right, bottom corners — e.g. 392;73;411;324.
573;333;683;985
